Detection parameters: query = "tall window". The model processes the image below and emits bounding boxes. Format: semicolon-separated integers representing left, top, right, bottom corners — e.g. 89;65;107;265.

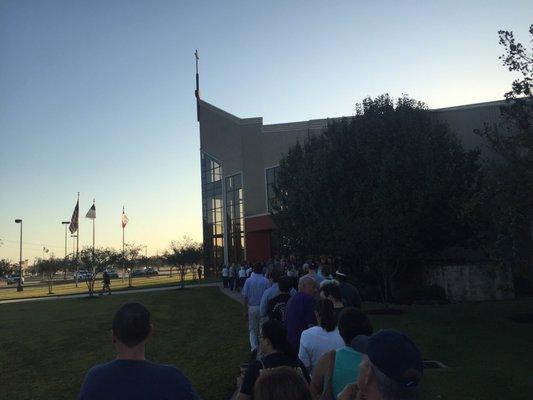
201;153;224;270
225;173;244;263
266;166;280;213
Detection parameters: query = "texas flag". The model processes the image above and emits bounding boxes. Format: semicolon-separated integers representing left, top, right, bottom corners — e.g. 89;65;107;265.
122;208;129;228
85;204;96;219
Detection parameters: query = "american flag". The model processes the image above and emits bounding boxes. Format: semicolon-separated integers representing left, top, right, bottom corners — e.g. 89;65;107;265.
69;200;79;233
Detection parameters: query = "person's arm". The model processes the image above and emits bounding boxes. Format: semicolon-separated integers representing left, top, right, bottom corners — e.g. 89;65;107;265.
309;353;329;399
237;363;258;400
259;289;269;318
298;331;312;371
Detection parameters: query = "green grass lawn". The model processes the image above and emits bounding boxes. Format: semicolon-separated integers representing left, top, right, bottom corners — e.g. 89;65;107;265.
0;287;248;400
0;275;220;301
1;287;532;400
363;298;533;400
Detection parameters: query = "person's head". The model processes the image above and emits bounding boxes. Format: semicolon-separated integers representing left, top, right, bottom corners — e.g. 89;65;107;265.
112;302;152;349
353;330;423;400
269;268;283;283
315;299;336;332
253;366;311;400
338;308;373;345
302;263;309;273
260;320;293;357
320;265;331;277
253;263;263;274
298;275;318;296
320;282;343;303
308;263;318;272
277;276;292;294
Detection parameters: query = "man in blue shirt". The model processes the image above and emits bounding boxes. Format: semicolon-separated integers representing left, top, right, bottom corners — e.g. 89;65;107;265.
259;269;296;321
78;302;199;400
242;263;270;359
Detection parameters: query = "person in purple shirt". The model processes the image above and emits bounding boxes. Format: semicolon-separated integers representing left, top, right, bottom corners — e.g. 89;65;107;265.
285;275;319;353
78;302;199;400
242;263;270;359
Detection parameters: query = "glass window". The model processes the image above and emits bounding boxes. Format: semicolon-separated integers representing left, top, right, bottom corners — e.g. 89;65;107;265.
266;166;280;213
201;152;224;270
225;172;245;264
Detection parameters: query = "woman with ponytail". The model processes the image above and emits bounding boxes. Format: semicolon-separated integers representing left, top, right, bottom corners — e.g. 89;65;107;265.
298;299;344;373
237;320;310;400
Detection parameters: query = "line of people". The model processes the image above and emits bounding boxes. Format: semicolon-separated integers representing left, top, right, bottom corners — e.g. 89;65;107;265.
237;261;424;400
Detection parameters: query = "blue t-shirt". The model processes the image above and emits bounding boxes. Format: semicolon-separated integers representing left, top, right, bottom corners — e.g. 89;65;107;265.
78;359;199;400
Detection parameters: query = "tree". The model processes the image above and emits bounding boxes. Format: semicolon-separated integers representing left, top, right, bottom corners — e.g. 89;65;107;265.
164;237;202;289
475;25;533;275
35;257;64;294
0;258;13;279
274;95;482;306
79;247;120;296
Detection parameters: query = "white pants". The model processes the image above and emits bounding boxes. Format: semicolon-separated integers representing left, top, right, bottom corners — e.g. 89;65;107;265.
248;306;261;351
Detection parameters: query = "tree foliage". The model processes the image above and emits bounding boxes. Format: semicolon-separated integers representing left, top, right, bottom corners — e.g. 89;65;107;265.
475;25;533;274
35;257;65;294
164;237;202;288
0;258;14;277
273;94;483;304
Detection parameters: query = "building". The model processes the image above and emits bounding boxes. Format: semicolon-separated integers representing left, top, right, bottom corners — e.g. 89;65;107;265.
197;92;507;270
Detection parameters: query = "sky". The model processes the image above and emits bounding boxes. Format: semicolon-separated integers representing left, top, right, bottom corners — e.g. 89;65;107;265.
0;0;531;262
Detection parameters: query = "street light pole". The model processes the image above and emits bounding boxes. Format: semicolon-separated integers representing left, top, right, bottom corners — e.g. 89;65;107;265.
15;219;23;292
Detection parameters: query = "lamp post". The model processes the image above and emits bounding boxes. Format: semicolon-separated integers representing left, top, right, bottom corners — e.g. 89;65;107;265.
14;219;23;292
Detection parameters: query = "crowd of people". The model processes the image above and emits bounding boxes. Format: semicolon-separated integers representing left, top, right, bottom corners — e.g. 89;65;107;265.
231;259;424;400
76;260;424;400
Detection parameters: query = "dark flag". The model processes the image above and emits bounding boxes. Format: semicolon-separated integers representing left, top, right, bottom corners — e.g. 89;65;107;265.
69;200;79;233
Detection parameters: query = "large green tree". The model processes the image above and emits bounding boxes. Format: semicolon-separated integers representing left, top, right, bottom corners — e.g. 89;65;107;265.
164;237;202;288
274;95;482;305
475;25;533;277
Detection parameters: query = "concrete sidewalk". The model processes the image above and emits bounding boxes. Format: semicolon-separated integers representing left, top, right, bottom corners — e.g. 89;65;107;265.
218;286;245;304
0;282;220;305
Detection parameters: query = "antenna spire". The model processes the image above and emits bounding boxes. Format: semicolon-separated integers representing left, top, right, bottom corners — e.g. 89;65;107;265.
195;49;200;121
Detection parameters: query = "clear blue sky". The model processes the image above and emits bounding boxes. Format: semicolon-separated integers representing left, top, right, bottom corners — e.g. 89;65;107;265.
0;0;531;261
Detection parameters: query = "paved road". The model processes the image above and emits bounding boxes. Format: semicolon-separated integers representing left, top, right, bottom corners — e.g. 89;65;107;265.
0;282;220;305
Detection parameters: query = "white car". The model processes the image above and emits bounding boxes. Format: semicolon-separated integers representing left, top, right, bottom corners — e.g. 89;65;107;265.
6;275;24;285
74;270;91;281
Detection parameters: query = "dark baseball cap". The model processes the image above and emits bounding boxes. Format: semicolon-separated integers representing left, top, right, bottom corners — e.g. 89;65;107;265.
351;329;423;387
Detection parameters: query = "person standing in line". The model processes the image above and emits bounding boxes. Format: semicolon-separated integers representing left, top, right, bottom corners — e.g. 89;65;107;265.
238;265;247;291
310;308;373;399
242;263;270;360
229;263;237;291
285;276;318;354
306;263;324;285
78;302;200;400
267;276;294;325
101;270;112;296
335;268;362;309
222;264;229;288
320;282;346;322
298;299;344;373
197;266;202;280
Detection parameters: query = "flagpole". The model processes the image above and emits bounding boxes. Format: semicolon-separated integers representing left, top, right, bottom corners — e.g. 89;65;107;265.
122;206;125;283
92;198;95;272
76;192;80;259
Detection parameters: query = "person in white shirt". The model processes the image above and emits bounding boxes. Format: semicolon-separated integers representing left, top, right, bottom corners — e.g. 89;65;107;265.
222;265;229;288
298;298;344;373
238;265;247;291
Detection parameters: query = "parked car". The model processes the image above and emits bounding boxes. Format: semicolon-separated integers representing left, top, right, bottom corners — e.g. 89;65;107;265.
145;267;159;276
105;269;119;279
6;275;24;285
74;270;91;281
131;268;146;277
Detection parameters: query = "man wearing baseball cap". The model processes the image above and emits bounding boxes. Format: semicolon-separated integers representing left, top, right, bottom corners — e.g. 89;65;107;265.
339;329;423;400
